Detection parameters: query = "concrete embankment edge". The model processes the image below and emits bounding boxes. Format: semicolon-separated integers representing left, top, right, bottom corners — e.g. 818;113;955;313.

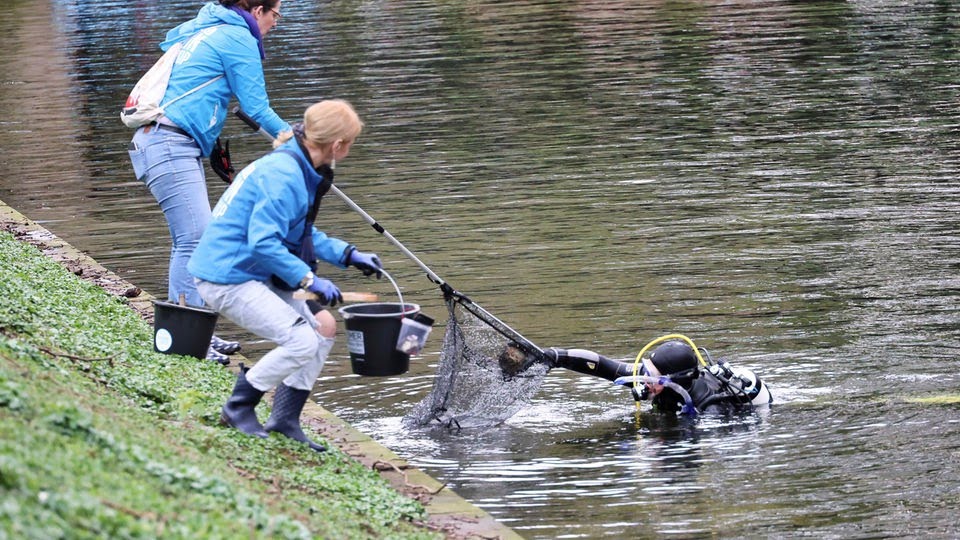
0;199;523;540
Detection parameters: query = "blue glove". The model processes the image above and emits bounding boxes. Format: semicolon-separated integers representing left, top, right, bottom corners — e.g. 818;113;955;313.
347;248;383;279
307;277;343;307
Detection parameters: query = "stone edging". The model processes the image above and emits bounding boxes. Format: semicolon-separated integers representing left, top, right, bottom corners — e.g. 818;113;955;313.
0;199;523;540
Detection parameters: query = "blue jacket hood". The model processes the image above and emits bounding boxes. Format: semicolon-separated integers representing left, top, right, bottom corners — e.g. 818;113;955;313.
160;3;243;50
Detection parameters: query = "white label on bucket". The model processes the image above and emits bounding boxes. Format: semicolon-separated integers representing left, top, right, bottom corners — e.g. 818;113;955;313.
155;328;173;352
345;330;365;355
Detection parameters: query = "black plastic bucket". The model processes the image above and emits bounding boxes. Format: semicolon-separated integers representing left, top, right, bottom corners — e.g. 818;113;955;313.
152;300;218;360
338;302;419;376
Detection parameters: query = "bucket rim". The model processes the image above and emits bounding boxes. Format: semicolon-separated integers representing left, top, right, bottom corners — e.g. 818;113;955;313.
338;302;419;318
152;299;218;316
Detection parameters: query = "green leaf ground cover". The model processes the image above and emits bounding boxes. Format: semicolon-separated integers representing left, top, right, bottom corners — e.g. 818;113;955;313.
0;231;437;539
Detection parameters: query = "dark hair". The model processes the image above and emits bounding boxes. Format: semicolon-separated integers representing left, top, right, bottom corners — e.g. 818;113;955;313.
219;0;279;10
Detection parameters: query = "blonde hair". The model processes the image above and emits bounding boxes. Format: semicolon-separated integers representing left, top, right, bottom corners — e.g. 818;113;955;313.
274;99;363;149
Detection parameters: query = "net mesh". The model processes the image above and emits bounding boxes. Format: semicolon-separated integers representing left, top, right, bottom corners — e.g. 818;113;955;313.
403;298;552;430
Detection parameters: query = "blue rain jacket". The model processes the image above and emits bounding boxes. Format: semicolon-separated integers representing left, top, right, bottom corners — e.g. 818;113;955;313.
159;2;289;156
188;138;351;287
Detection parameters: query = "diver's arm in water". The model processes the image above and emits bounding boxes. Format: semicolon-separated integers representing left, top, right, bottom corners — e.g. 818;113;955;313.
547;348;635;383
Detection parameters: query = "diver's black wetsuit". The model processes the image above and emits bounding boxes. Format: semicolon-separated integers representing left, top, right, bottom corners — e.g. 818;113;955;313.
547;348;765;415
651;374;752;414
546;348;635;382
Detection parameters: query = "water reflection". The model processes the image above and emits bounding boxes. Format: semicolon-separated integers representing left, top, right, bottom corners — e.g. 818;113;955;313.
4;0;960;537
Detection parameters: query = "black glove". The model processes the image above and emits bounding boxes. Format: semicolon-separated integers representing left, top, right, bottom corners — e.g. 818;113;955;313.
347;248;383;279
210;137;235;183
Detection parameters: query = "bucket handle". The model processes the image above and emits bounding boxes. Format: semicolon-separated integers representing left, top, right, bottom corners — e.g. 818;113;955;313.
379;269;411;317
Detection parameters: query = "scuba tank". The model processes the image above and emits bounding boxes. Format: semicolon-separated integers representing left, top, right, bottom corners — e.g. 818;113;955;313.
706;359;773;406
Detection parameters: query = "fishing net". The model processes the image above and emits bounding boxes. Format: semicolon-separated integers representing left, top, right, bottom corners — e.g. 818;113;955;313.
403;297;553;430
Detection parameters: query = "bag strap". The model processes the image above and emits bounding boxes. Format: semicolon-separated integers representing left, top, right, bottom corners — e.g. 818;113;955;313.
160;74;224;109
159;24;228;109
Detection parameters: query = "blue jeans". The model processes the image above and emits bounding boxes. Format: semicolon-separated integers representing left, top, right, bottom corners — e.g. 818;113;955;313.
128;125;209;307
196;279;334;391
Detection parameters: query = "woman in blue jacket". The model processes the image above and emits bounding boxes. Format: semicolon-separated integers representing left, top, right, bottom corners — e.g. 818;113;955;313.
188;100;383;452
128;0;290;363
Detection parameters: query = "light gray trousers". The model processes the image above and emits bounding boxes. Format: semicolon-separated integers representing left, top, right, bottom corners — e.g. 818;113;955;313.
196;279;335;391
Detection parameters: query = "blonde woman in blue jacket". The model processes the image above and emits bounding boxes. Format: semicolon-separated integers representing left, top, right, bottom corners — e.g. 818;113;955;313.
188;100;383;452
128;0;289;363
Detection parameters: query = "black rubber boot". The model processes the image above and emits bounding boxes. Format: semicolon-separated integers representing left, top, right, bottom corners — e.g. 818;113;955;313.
264;384;326;452
220;364;268;438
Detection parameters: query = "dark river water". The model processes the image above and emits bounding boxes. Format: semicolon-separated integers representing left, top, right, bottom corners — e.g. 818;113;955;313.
3;1;960;537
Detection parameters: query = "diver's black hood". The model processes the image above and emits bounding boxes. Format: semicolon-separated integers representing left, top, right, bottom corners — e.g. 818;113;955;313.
650;341;699;387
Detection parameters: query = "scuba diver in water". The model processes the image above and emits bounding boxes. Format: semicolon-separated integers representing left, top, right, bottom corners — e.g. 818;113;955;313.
538;336;773;416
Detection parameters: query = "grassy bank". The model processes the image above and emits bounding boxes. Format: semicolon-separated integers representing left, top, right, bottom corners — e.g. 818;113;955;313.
0;230;438;539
